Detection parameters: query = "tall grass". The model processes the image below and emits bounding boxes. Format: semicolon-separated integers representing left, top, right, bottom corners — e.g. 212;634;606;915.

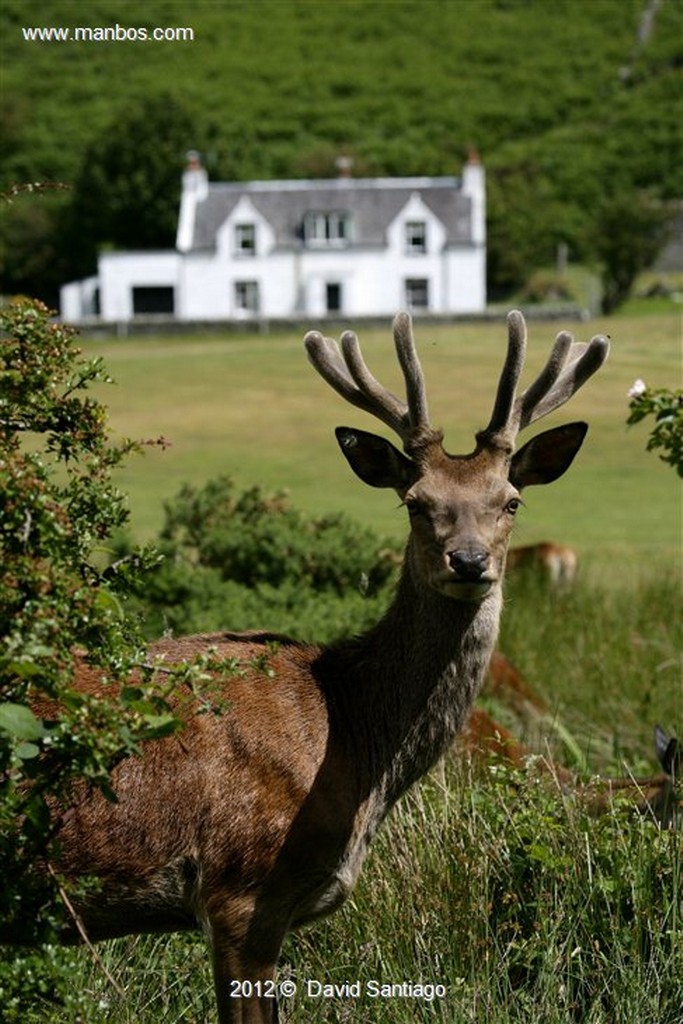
284;763;681;1024
31;759;681;1024
24;571;681;1024
498;569;682;767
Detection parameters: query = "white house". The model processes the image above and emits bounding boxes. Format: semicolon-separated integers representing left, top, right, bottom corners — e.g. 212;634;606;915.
61;153;486;324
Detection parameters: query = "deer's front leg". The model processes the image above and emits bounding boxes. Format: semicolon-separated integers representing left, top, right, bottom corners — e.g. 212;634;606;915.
209;909;284;1024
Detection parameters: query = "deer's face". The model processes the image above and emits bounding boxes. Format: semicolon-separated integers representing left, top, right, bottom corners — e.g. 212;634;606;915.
401;451;520;602
335;421;588;604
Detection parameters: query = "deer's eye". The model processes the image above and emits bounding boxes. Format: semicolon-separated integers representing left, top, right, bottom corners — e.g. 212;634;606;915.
404;497;422;516
505;498;521;515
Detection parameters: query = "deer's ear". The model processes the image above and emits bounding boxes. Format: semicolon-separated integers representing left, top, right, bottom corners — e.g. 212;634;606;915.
509;422;588;489
335;427;415;491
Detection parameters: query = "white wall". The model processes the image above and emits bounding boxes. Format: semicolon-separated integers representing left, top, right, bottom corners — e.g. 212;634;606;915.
63;242;485;322
98;252;181;320
60;276;99;321
444;246;486;313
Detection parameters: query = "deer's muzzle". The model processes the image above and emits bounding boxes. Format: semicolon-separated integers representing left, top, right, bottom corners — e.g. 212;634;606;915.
448;548;490;581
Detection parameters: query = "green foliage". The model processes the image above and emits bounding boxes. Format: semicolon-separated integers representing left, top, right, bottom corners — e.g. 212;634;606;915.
589;192;673;314
128;475;400;643
0;183;72;304
627;382;683;477
0;300;187;1005
62;93;195;280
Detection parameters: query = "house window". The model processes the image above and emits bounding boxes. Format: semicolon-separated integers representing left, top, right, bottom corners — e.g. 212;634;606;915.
235;223;256;256
132;286;175;315
326;282;342;313
405;221;427;254
304;212;350;247
234;280;259;314
405;278;429;310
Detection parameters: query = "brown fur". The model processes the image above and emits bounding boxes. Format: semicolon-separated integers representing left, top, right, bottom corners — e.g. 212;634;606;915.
506;541;578;586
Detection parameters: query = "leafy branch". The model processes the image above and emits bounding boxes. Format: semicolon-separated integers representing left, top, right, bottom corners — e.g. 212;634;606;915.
627;380;683;477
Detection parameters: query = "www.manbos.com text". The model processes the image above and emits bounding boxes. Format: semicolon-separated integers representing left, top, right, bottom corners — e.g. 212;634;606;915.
21;24;194;43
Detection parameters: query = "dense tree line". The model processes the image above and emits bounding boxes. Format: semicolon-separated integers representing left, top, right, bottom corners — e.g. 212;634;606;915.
1;0;681;309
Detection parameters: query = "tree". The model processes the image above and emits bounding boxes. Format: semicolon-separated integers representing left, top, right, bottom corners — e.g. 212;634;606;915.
63;93;196;280
486;159;575;299
591;191;672;314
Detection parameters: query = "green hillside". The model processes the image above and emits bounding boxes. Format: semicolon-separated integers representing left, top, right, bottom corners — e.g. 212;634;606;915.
1;0;682;302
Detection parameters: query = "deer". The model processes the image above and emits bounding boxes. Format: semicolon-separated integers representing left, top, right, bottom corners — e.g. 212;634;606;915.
466;653;680;825
506;541;578;586
9;311;610;1023
461;709;680;825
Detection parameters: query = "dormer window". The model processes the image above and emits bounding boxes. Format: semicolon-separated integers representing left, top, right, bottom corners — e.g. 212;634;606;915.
304;212;351;247
405;221;427;254
234;223;256;256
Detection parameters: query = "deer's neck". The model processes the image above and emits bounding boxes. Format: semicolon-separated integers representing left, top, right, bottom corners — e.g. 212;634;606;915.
321;551;502;809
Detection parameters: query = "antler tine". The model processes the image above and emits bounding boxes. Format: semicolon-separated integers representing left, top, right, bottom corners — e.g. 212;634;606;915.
392;312;430;434
478;313;610;451
513;329;574;432
340;329;409;435
305;329;408;438
518;333;611;429
480;310;527;445
305;317;435;446
304;331;356;401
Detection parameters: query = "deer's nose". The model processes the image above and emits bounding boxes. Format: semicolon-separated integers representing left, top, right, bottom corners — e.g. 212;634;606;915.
448;549;489;581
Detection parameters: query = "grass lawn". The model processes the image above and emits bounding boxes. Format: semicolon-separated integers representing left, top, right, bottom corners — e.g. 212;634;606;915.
84;311;681;580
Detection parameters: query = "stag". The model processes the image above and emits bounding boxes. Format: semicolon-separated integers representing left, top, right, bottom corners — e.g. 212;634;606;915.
12;312;609;1023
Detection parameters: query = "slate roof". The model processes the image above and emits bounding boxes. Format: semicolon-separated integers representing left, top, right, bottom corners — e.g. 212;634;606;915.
188;177;473;252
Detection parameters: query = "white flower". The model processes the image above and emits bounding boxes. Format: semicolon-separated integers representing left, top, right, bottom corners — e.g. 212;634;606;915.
628;378;647;398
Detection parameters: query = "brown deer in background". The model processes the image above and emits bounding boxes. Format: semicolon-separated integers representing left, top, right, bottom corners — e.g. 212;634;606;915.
506;541;578;586
465;653;680;825
11;312;610;1023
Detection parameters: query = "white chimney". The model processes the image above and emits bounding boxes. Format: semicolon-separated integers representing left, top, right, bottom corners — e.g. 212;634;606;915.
462;149;485;248
335;155;354;179
177;151;209;251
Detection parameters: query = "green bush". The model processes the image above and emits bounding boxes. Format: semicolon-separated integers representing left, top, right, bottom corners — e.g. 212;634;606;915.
128;476;400;643
0;301;186;1009
519;270;575;305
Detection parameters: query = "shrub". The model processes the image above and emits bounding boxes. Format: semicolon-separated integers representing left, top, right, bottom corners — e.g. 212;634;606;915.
127;476;400;643
0;301;183;1010
519;270;575;305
